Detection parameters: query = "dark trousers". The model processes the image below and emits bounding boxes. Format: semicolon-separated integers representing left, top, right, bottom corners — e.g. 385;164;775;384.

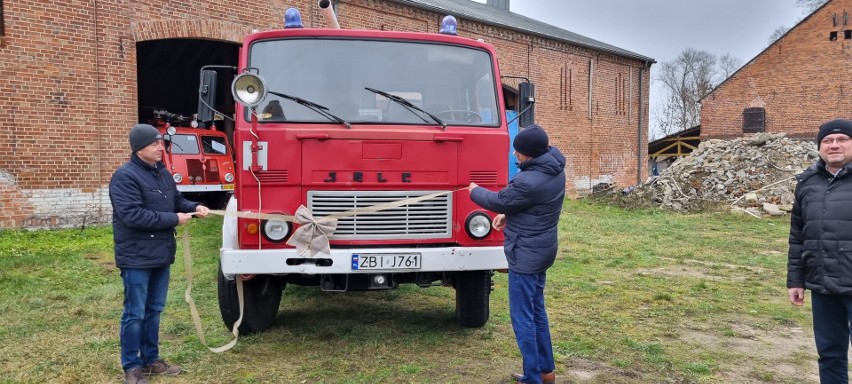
811;291;852;384
120;266;170;371
508;270;555;384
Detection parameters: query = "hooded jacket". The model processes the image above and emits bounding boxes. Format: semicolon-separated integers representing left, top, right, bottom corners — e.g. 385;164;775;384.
471;147;566;274
787;159;852;294
109;153;199;269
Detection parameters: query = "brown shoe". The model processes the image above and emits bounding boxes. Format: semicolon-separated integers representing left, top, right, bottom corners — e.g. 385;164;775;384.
124;367;149;384
511;371;556;384
142;359;182;375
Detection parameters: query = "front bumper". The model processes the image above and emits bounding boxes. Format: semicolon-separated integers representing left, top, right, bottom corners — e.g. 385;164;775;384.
220;246;507;274
177;184;234;192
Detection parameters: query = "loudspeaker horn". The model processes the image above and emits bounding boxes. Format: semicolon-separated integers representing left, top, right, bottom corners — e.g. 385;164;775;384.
232;72;268;108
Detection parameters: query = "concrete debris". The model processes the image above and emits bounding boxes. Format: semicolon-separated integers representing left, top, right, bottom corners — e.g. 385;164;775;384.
621;133;819;215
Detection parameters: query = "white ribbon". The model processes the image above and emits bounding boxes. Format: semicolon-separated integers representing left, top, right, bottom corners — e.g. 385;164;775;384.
208;189;461;257
285;205;338;257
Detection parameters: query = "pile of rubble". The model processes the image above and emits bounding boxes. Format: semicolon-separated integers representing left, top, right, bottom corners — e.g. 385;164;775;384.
621;133;820;216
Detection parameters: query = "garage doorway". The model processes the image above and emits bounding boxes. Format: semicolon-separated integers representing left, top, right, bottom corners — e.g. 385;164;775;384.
136;38;239;141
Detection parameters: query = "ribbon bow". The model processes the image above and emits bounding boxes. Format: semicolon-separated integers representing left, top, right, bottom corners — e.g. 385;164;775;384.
285;205;338;257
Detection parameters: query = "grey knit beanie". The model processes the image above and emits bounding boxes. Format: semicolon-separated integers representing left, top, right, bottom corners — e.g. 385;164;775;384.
129;124;162;152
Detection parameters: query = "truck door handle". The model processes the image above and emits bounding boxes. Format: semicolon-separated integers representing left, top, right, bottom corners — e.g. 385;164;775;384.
296;134;330;140
433;136;463;142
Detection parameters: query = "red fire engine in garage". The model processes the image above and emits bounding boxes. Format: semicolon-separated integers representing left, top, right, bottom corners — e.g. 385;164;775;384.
199;1;535;333
150;109;235;208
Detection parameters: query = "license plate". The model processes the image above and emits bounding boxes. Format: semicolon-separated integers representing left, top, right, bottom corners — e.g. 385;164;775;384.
222;184;235;190
351;253;421;270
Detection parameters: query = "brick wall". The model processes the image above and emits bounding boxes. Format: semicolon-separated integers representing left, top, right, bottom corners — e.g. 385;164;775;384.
0;0;650;228
701;0;852;140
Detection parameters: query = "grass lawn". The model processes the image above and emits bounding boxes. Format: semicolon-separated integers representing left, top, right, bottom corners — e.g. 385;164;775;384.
0;199;818;383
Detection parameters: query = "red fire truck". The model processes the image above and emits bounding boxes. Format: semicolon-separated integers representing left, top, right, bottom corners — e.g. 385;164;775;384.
201;2;534;333
150;109;235;208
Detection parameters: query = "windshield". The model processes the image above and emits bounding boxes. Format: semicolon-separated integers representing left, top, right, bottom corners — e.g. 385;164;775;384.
165;134;200;155
248;38;499;127
201;135;228;155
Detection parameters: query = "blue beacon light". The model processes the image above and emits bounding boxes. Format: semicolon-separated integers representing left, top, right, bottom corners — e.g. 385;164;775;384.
439;15;457;35
284;7;304;28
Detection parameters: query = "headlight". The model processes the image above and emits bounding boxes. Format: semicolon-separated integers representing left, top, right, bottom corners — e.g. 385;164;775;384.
224;172;234;183
173;173;183;183
465;212;492;239
262;218;292;243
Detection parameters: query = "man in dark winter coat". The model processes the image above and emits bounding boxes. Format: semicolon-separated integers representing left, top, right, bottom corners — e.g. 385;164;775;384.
788;118;852;384
468;124;565;384
110;124;209;384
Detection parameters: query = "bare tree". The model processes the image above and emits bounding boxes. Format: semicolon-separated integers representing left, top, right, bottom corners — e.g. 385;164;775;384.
652;48;720;138
795;0;829;13
718;54;743;78
768;0;828;45
768;26;791;45
767;1;826;48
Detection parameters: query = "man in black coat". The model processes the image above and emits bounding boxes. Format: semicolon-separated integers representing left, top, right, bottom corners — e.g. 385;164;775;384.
109;124;209;384
469;124;565;384
788;119;852;384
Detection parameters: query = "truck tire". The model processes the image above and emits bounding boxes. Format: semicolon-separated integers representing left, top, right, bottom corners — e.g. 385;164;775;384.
217;264;284;334
212;192;232;210
454;270;492;328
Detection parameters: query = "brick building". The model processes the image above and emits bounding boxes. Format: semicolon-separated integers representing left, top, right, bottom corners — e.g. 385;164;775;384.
701;0;851;139
0;0;652;228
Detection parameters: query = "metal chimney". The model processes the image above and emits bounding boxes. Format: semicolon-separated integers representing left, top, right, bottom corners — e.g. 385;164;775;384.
486;0;509;11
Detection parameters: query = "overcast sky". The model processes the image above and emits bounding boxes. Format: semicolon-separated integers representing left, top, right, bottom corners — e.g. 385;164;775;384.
471;0;811;135
507;0;807;65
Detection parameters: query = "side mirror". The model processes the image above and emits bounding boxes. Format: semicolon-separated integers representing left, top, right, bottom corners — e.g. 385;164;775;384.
197;70;218;122
518;82;535;128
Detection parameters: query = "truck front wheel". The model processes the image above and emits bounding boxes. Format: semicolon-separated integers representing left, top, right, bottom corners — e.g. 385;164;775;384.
454;270;492;328
217;264;284;334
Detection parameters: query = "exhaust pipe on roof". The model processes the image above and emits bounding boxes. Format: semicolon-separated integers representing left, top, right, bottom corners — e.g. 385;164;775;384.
318;0;340;29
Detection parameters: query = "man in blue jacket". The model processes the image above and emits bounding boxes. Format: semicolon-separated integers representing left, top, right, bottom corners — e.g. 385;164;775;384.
469;124;566;384
788;119;852;384
109;124;209;384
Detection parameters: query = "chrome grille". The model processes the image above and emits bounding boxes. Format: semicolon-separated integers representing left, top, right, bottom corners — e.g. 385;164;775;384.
307;190;452;240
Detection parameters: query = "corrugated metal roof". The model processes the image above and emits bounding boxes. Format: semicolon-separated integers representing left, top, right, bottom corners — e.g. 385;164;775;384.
388;0;655;63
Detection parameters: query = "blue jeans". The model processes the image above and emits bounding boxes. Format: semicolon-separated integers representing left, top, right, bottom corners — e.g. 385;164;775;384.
120;266;170;371
811;292;852;384
508;270;555;384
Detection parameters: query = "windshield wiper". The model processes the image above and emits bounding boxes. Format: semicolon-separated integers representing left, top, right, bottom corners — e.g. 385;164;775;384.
267;91;351;129
165;138;184;153
364;87;446;130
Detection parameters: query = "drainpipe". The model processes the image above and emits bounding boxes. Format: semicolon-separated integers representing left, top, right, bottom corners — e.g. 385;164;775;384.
637;60;651;184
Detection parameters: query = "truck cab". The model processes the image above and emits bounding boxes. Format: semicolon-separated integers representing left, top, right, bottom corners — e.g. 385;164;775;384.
150;109;236;208
206;5;531;334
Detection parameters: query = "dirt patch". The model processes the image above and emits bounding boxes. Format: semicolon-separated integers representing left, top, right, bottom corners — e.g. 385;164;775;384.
635;266;736;282
563;261;819;383
85;251;115;268
561;357;645;383
680;321;818;383
634;265;759;283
